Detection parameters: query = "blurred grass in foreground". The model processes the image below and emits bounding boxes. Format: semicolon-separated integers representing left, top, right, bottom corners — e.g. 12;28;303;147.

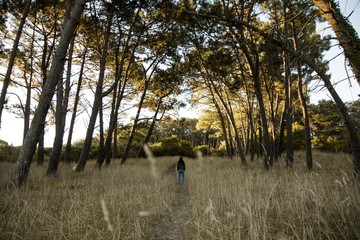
0;151;359;239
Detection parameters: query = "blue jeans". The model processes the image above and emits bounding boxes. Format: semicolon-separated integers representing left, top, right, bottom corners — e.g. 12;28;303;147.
178;170;185;184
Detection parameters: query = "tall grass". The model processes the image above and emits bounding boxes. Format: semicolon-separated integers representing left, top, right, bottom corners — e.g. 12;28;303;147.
0;158;177;239
1;151;360;239
188;151;360;239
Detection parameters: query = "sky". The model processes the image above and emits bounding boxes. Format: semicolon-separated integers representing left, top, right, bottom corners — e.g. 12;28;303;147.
0;0;360;147
309;0;360;103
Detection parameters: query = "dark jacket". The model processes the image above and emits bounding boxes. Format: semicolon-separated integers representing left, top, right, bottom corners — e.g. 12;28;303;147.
177;157;185;171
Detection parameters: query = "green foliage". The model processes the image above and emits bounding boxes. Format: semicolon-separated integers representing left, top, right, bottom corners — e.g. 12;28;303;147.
65;140;99;162
0;140;17;162
194;145;210;156
150;136;196;158
292;123;306;150
309;100;351;153
211;141;227;157
179;139;196;157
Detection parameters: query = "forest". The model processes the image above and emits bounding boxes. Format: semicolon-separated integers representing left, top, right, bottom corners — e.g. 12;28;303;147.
0;0;360;185
1;0;360;239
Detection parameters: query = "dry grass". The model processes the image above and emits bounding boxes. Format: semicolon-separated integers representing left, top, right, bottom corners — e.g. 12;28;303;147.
0;158;178;240
188;151;360;239
1;151;360;239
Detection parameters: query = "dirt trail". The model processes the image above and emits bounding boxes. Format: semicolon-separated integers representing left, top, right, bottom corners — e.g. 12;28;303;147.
153;168;191;239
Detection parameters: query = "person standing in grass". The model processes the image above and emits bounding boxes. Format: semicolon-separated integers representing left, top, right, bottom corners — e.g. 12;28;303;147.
177;157;186;184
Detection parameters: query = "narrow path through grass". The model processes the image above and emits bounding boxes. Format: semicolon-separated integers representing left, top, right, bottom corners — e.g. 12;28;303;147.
153;164;191;239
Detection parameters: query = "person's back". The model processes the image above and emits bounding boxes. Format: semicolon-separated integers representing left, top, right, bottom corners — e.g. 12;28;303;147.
177;157;185;184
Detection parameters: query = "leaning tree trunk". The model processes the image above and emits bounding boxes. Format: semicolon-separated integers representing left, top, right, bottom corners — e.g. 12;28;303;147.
229;26;271;169
297;61;313;171
213;95;231;159
291;18;313;172
10;0;87;187
47;67;65;175
0;0;31;126
37;132;45;166
64;49;86;163
136;96;164;158
47;14;76;175
97;36;137;168
121;77;150;164
75;9;113;172
97;19;142;168
23;13;38;141
313;0;360;85
308;60;360;177
209;80;247;166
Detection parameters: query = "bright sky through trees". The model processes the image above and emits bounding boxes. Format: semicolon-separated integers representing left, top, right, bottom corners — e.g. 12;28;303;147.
309;0;360;103
0;0;359;147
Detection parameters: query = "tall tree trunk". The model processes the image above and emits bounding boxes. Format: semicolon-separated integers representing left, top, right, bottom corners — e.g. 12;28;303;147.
253;71;273;170
47;68;65;175
97;99;105;166
98;51;134;167
245;85;257;161
0;0;31;126
297;62;313;171
75;9;114;172
209;80;247;165
112;127;118;161
97;16;142;168
229;27;271;168
136;96;164;158
47;14;75;175
37;14;57;167
284;49;294;168
278;106;286;157
37;132;44;166
24;81;31;142
307;60;360;176
64;49;86;163
291;17;313;171
227;117;235;159
204;11;360;174
213;95;231;159
313;0;360;85
283;3;294;168
10;0;87;187
240;10;360;175
121;77;150;164
23;12;37;142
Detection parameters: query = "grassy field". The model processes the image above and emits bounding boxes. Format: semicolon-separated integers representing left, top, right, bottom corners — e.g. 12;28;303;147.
1;151;359;239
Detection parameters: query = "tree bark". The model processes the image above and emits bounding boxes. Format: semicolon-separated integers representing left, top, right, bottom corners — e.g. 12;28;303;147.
47;66;65;175
37;132;44;166
10;0;87;187
313;0;360;85
47;35;74;175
